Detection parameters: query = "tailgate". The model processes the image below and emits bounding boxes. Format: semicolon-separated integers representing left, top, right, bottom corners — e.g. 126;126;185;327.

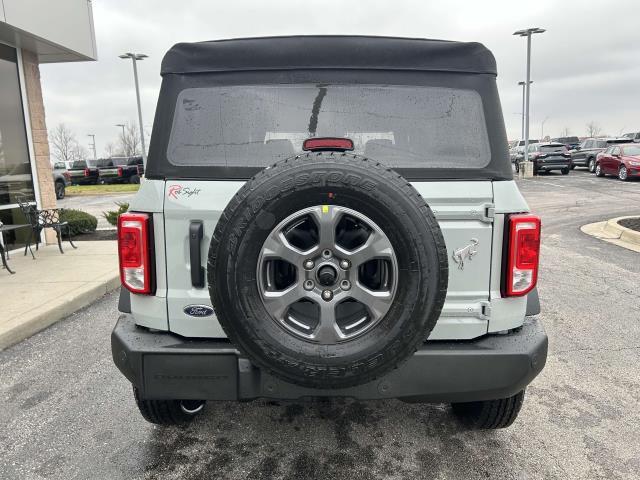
163;180;494;340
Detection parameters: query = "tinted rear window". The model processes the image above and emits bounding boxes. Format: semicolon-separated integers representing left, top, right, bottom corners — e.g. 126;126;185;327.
540;145;566;152
167;84;491;170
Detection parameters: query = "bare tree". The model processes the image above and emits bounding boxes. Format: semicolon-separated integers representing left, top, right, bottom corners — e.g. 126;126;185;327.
104;141;123;158
118;122;141;156
49;124;79;163
70;143;89;161
586;121;602;138
559;126;571;137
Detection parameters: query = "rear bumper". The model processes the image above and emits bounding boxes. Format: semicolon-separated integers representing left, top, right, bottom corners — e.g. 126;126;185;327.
112;314;548;403
535;159;571;170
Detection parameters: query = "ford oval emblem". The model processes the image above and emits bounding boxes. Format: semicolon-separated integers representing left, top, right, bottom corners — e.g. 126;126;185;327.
183;305;214;317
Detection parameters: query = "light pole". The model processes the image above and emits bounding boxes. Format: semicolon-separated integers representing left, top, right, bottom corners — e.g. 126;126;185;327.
518;81;533;141
87;134;97;159
514;27;545;173
115;123;125;138
119;52;148;166
541;116;549;139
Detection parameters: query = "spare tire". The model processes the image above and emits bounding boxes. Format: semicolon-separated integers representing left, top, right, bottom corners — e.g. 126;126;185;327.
208;153;447;389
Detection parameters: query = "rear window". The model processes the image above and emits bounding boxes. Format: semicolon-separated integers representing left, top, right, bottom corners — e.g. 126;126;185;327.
540;145;566;152
167;84;491;170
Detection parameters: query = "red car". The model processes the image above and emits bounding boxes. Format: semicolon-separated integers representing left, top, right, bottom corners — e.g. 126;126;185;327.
595;143;640;180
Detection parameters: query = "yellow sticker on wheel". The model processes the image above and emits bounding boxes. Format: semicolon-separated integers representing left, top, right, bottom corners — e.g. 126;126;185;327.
322;205;329;213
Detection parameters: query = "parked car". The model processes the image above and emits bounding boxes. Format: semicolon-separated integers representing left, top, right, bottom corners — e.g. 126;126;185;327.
527;142;571;174
570;138;629;172
67;159;100;185
111;36;546;430
510;139;539;164
622;132;640;142
97;156;144;184
550;136;581;151
52;162;71;199
595;143;640;180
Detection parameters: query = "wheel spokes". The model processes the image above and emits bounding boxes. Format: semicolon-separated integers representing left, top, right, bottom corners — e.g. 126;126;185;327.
311;302;341;343
261;283;305;321
349;282;394;322
309;206;341;249
261;231;311;267
341;231;394;267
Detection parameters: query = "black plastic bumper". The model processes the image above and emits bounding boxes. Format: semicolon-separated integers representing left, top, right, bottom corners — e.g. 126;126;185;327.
111;314;547;403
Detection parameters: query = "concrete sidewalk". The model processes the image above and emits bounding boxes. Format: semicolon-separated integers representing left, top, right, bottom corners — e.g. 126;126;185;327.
0;241;119;350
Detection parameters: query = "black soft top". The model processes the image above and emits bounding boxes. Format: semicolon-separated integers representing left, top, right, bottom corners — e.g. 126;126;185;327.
161;36;497;76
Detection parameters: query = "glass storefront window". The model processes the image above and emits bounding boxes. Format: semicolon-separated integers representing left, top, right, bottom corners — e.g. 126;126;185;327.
0;43;35;252
0;43;35;209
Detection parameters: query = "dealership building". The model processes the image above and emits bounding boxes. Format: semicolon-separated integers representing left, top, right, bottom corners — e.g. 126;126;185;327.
0;0;96;249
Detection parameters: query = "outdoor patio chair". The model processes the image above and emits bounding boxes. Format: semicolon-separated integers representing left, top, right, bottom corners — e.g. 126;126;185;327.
16;195;77;255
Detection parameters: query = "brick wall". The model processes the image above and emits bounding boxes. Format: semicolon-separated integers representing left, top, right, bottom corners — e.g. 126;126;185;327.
21;50;57;244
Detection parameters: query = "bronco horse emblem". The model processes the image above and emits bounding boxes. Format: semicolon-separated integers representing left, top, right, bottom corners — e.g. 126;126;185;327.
452;238;479;270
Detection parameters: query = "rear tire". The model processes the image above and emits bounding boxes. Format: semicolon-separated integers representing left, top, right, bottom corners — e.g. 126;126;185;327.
55;181;65;200
588;158;596;173
595;163;605;177
451;390;525;429
561;168;569;175
130;174;141;184
133;387;205;425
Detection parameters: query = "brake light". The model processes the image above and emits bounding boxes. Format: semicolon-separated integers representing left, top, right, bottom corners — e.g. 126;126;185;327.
503;214;541;297
63;172;71;181
117;167;124;177
118;213;154;294
84;168;90;177
303;137;354;151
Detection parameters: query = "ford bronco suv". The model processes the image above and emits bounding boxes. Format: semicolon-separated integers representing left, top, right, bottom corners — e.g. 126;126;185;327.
112;36;547;429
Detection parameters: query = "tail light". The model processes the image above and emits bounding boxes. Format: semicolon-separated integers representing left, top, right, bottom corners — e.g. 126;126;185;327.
63;172;71;181
503;214;541;297
84;168;90;177
118;212;154;294
117;167;124;177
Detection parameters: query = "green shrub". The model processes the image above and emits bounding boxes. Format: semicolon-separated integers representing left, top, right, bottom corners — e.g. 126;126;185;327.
59;209;98;235
103;202;129;226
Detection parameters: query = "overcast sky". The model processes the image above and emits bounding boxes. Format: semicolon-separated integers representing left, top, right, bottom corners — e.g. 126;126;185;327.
40;0;640;157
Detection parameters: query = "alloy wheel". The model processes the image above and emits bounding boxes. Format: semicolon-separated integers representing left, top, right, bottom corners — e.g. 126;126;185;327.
257;205;398;344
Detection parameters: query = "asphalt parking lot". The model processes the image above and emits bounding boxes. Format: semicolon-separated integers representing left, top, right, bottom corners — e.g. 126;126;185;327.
1;169;639;480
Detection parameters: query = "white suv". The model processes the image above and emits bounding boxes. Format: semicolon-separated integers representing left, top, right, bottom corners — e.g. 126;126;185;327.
112;36;547;429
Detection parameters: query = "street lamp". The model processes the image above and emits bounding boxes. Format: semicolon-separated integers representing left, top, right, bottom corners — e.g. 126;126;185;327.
518;81;533;141
541;116;549;139
119;52;148;166
87;134;97;159
514;27;546;171
115;123;125;138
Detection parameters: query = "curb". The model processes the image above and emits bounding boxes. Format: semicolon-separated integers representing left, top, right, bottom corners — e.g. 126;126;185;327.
0;274;120;351
580;216;640;253
602;216;640;245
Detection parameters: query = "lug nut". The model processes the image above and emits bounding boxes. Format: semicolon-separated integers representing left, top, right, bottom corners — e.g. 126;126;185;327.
322;290;333;301
339;259;351;270
304;280;315;291
340;280;351;291
303;259;315;270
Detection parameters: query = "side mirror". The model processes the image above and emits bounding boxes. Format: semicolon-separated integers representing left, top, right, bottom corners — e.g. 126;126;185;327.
574;146;581;151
